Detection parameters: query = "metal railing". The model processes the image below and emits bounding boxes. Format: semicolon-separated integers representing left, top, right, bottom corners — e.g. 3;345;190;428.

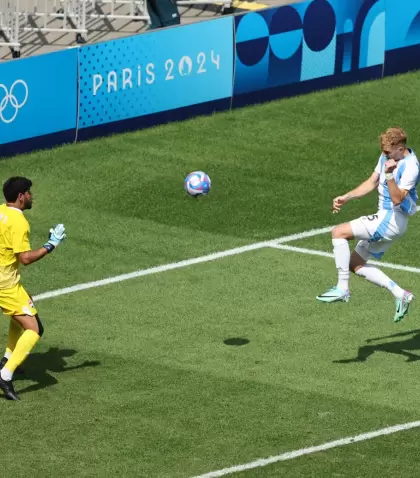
87;1;149;22
0;0;20;56
19;0;88;44
0;1;151;57
0;0;231;59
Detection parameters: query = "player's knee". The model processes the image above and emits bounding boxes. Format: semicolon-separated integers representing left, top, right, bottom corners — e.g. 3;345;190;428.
331;225;345;239
331;223;353;240
35;315;44;337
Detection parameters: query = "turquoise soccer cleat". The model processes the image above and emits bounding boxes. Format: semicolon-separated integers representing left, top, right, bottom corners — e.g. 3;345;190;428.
316;286;350;303
393;291;414;323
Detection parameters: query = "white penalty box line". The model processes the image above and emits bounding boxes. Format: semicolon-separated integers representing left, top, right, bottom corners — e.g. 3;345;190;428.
32;226;333;303
32;224;420;303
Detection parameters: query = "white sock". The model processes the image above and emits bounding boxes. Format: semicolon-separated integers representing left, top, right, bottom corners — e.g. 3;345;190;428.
356;265;405;299
1;367;13;381
4;351;11;360
332;238;350;291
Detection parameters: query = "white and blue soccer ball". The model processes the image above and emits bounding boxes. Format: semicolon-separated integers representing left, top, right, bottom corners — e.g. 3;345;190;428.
184;171;211;197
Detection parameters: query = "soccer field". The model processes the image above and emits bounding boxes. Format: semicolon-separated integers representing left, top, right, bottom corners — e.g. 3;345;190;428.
1;71;420;477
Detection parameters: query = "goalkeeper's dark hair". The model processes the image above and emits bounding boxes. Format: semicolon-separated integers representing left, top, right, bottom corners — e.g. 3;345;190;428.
3;177;32;202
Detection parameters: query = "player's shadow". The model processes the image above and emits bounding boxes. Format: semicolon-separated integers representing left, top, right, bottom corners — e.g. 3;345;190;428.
14;347;100;395
333;329;420;364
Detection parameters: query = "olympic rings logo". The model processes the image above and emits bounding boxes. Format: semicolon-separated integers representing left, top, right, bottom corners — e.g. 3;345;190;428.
0;80;29;124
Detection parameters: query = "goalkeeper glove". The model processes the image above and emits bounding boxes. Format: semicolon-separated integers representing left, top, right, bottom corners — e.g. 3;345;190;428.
43;224;66;253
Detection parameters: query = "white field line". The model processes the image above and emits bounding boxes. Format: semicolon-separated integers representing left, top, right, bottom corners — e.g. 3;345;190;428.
32;223;420;303
191;421;420;478
32;226;332;302
275;226;333;243
270;244;420;274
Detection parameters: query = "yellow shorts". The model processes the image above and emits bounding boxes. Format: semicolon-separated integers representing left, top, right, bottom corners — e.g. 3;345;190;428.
0;284;37;317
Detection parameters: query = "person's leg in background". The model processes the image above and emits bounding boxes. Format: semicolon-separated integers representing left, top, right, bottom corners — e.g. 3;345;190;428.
146;0;164;30
147;0;180;29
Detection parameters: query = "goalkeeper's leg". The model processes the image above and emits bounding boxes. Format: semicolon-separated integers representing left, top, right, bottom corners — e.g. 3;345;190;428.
0;314;43;400
0;319;28;374
3;319;23;361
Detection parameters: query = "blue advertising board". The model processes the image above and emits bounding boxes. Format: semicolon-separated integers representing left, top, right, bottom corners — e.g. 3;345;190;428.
78;17;234;129
233;0;385;104
0;49;78;146
386;0;420;50
384;0;420;75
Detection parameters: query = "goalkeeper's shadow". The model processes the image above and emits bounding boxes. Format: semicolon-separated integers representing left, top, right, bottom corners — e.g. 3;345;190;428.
13;347;100;395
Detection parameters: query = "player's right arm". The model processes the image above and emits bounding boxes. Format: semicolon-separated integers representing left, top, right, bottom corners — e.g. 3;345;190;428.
332;171;379;213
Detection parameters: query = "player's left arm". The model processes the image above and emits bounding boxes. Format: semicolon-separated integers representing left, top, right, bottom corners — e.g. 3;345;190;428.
385;159;419;205
19;248;50;266
13;222;66;266
11;221;47;265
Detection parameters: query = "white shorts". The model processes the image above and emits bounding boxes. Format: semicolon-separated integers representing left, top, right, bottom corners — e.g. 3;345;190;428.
350;209;408;261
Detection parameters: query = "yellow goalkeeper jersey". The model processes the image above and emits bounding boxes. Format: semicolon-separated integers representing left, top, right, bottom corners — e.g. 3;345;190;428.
0;204;31;290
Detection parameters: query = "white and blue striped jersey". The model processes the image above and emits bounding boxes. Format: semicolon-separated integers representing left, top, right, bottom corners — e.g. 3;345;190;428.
374;148;420;216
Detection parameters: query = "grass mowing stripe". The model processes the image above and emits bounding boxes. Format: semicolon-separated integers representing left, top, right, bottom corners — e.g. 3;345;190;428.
270;244;420;274
191;421;420;478
32;227;331;302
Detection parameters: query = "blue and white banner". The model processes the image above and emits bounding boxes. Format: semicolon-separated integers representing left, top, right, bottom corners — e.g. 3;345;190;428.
0;49;78;145
78;17;234;128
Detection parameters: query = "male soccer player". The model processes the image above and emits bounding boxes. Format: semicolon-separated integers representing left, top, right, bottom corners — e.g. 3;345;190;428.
0;177;66;400
316;127;419;322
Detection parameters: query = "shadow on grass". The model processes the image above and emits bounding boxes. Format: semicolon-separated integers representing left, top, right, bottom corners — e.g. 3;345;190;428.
14;347;100;395
334;329;420;364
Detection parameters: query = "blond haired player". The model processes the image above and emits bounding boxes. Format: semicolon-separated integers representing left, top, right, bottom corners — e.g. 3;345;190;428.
0;177;66;400
317;127;419;322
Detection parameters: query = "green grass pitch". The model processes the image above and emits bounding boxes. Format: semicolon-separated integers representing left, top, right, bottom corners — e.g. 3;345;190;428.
1;71;420;477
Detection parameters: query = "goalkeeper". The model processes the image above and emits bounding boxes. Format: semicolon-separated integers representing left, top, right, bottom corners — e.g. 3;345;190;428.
0;177;66;400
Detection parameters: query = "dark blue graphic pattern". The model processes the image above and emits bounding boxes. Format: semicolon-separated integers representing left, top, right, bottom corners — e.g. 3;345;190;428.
234;0;386;95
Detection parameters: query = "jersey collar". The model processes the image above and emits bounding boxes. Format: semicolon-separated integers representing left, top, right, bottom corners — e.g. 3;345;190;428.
6;206;23;214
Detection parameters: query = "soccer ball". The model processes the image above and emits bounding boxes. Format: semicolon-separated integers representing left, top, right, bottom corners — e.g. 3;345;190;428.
184;171;211;197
